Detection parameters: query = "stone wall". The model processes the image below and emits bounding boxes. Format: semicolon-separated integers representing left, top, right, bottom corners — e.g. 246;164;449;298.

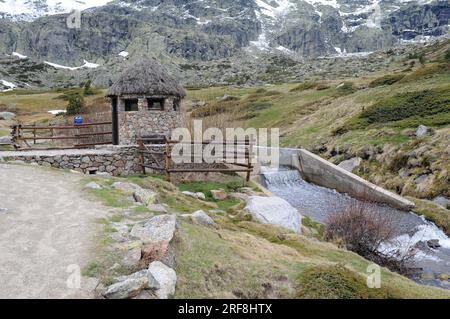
118;111;182;145
117;95;183;145
0;145;166;177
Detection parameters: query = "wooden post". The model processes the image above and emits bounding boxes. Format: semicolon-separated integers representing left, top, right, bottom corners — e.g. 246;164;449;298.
111;97;119;145
165;141;171;182
33;122;36;145
138;139;146;175
246;139;252;182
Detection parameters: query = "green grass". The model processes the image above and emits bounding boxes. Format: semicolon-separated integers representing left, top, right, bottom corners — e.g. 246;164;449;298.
369;74;405;88
88;188;133;208
338;88;450;133
296;264;392;299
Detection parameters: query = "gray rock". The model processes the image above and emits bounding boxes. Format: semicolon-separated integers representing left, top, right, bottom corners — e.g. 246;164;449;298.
0;136;12;144
147;261;177;299
338;157;362;172
182;191;206;200
147;204;168;214
122;247;142;268
195;192;206;200
414;175;429;185
416;125;429;137
107;269;161;299
229;192;249;201
104;276;149;299
432;196;450;209
191;210;215;226
112;182;142;194
427;239;441;249
130;214;177;244
0;112;16;120
245;196;302;233
134;188;158;205
85;182;102;190
399;169;410;178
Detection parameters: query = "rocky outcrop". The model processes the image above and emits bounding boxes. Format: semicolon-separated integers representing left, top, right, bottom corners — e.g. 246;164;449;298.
130;214;177;245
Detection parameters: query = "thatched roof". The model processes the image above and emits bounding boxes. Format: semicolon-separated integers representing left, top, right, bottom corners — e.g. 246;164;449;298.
107;58;186;98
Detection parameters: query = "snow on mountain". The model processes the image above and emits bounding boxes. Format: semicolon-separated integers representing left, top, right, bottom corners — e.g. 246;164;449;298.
44;59;100;70
0;0;112;20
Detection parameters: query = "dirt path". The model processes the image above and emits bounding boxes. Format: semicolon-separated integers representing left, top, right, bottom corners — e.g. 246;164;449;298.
0;164;109;299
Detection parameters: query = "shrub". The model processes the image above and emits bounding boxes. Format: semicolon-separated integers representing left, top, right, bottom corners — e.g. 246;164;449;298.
387;153;409;172
334;82;356;96
83;80;94;96
66;94;85;115
369;74;405;88
324;200;417;275
316;83;330;90
445;49;450;62
296;265;390;299
290;82;317;92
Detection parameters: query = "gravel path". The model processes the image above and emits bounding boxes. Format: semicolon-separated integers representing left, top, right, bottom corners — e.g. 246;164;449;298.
0;164;108;299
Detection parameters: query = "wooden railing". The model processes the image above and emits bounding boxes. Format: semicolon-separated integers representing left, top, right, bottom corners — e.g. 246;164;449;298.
11;121;113;150
137;137;254;182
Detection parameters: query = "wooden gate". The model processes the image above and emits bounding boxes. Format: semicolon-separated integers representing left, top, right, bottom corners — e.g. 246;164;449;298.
138;138;254;182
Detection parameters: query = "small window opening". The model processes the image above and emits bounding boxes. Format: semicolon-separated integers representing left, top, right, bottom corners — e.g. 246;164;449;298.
147;98;165;111
124;99;139;112
173;98;181;111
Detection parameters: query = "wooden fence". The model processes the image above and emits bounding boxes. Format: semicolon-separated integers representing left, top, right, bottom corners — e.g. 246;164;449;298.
11;121;113;150
137;138;254;182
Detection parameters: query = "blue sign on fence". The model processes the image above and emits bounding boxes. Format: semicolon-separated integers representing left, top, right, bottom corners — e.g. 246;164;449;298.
74;116;83;125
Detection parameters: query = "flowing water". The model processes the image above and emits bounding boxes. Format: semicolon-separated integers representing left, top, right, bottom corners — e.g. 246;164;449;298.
261;166;450;289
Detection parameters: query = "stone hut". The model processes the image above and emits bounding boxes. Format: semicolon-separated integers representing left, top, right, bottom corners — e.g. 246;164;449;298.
107;58;186;145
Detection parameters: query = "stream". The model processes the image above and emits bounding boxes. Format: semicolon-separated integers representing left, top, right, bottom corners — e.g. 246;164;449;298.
261;166;450;289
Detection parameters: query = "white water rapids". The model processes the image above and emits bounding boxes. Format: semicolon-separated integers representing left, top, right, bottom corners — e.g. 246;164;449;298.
261;167;450;289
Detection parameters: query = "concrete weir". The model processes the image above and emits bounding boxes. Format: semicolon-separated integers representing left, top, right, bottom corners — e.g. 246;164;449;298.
256;147;415;211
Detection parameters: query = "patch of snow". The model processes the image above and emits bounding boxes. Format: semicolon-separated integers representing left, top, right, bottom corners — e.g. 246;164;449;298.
48;110;67;115
303;0;340;9
276;45;293;54
44;60;100;71
1;79;16;88
118;51;129;58
0;0;113;20
12;52;27;59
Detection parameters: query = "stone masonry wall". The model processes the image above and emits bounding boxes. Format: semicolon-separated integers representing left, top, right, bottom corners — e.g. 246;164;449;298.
118;95;183;145
0;145;166;177
119;111;182;145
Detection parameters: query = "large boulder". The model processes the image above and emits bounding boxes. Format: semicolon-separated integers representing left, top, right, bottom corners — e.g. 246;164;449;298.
104;270;156;299
134;188;158;205
338;157;362;172
0;112;15;120
130;214;177;244
147;261;177;299
245;196;302;233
